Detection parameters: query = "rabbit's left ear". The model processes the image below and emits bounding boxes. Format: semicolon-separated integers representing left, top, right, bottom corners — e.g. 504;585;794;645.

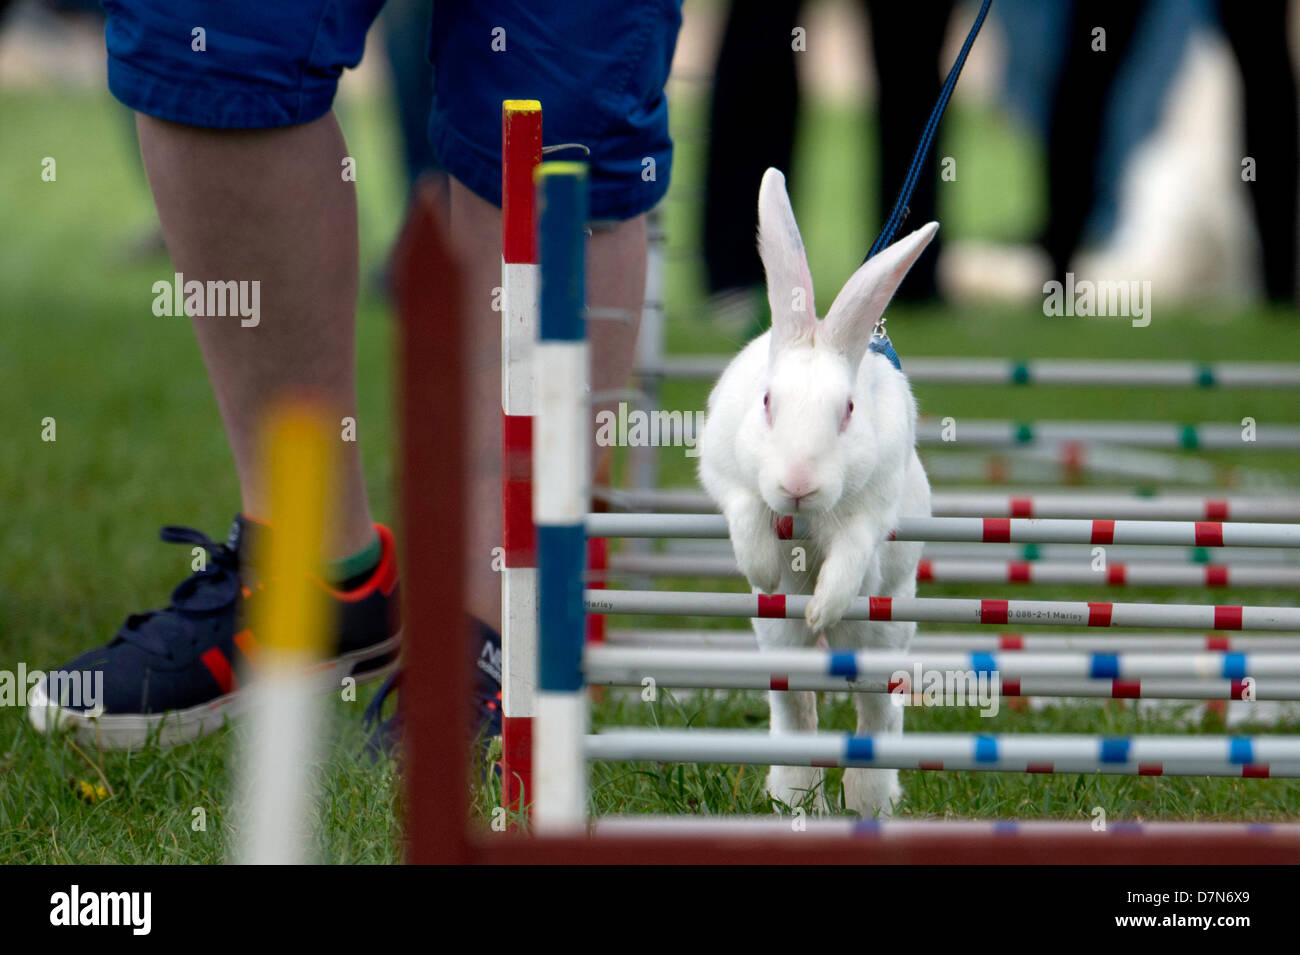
822;222;939;368
757;168;817;352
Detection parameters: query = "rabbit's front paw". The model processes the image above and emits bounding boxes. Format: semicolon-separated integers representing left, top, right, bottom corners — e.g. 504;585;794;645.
736;536;784;594
805;580;857;633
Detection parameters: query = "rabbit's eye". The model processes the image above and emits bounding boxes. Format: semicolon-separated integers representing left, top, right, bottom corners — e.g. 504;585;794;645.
763;391;770;408
840;398;853;433
847;399;854;416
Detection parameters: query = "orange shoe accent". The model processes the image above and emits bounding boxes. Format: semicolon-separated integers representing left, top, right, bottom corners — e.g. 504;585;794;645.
320;524;399;602
233;628;261;664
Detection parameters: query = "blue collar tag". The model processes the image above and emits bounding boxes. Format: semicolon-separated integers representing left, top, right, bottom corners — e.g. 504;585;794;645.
868;334;901;371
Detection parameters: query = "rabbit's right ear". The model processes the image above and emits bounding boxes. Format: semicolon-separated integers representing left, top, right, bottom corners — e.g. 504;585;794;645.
757;168;816;352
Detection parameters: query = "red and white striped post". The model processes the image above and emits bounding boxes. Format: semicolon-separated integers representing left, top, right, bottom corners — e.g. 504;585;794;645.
500;99;543;815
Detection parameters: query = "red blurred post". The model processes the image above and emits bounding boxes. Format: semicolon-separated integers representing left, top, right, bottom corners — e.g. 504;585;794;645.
394;179;471;864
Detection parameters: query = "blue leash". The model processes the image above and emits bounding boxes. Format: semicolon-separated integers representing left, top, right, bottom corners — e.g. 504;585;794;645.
866;0;993;371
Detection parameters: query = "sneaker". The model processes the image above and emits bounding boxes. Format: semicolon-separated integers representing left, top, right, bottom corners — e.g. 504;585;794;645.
27;515;401;749
361;618;502;770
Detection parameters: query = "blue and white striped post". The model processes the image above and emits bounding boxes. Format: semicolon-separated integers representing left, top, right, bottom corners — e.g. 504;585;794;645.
533;162;590;832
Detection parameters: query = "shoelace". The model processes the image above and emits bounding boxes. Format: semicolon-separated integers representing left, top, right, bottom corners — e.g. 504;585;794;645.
115;526;243;659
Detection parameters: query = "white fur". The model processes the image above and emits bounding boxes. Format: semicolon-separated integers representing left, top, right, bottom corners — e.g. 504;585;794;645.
698;168;936;818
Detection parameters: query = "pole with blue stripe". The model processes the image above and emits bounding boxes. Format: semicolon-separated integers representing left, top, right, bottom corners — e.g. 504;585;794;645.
533;162;590;832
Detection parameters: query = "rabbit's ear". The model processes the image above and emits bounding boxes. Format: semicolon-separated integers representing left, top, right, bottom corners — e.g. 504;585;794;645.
757;168;816;352
822;221;939;368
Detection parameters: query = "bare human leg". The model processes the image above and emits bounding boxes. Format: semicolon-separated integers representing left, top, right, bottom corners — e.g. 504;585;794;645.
136;113;375;559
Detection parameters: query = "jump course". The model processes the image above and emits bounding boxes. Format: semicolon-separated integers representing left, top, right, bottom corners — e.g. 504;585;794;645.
398;100;1300;864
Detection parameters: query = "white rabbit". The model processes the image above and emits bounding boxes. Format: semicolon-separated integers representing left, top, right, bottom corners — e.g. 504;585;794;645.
697;168;935;818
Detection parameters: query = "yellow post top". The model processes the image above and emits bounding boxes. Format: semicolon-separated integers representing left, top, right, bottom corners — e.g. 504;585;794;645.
534;160;589;181
503;99;541;113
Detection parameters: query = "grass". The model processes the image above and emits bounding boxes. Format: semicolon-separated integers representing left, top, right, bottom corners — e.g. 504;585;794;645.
2;83;1298;863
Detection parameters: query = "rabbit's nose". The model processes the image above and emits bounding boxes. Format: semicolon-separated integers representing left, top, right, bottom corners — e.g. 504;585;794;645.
779;469;817;502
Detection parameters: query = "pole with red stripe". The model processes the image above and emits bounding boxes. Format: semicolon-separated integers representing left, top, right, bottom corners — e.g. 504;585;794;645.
603;628;1300;653
586;729;1300;778
500;99;543;815
600;551;1300;589
584;588;1300;631
592;486;1300;523
584;512;1300;548
584;645;1300;682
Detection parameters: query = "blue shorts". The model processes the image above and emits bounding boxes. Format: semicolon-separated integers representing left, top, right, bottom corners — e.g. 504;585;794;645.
104;0;681;220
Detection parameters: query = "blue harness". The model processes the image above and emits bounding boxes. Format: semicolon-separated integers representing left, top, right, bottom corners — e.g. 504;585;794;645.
868;333;902;371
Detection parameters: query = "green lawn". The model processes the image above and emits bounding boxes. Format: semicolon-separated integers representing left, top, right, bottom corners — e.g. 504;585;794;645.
2;85;1297;863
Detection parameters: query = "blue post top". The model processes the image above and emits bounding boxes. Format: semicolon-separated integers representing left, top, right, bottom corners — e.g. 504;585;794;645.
536;161;588;343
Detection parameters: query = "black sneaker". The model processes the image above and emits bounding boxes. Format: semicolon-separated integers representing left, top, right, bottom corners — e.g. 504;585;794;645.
362;618;502;770
28;515;401;749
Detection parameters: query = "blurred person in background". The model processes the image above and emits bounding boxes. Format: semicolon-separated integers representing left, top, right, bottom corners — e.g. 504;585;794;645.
702;0;955;334
954;0;1297;305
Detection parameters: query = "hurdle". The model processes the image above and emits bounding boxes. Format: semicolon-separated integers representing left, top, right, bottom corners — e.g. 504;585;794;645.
586;512;1300;547
586;729;1300;777
237;403;336;865
603;629;1300;654
599;552;1300;589
646;538;1300;564
583;645;1300;701
593;672;1300;702
918;444;1283;488
498;100;545;815
636;355;1300;388
893;541;1300;564
586;645;1300;680
595;817;1300;839
915;420;1300;450
532;162;592;832
586;588;1300;630
596;486;1300;522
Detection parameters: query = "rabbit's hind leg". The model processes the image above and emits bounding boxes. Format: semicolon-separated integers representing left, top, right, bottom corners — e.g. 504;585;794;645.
766;687;826;813
757;617;827;813
831;617;911;818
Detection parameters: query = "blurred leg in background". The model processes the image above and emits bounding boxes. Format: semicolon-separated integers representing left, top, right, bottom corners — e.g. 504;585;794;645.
702;0;803;326
1215;0;1298;303
1042;0;1148;282
863;0;954;302
701;0;954;320
382;0;442;194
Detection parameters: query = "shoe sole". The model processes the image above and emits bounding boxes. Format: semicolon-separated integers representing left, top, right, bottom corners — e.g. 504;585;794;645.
27;631;402;750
